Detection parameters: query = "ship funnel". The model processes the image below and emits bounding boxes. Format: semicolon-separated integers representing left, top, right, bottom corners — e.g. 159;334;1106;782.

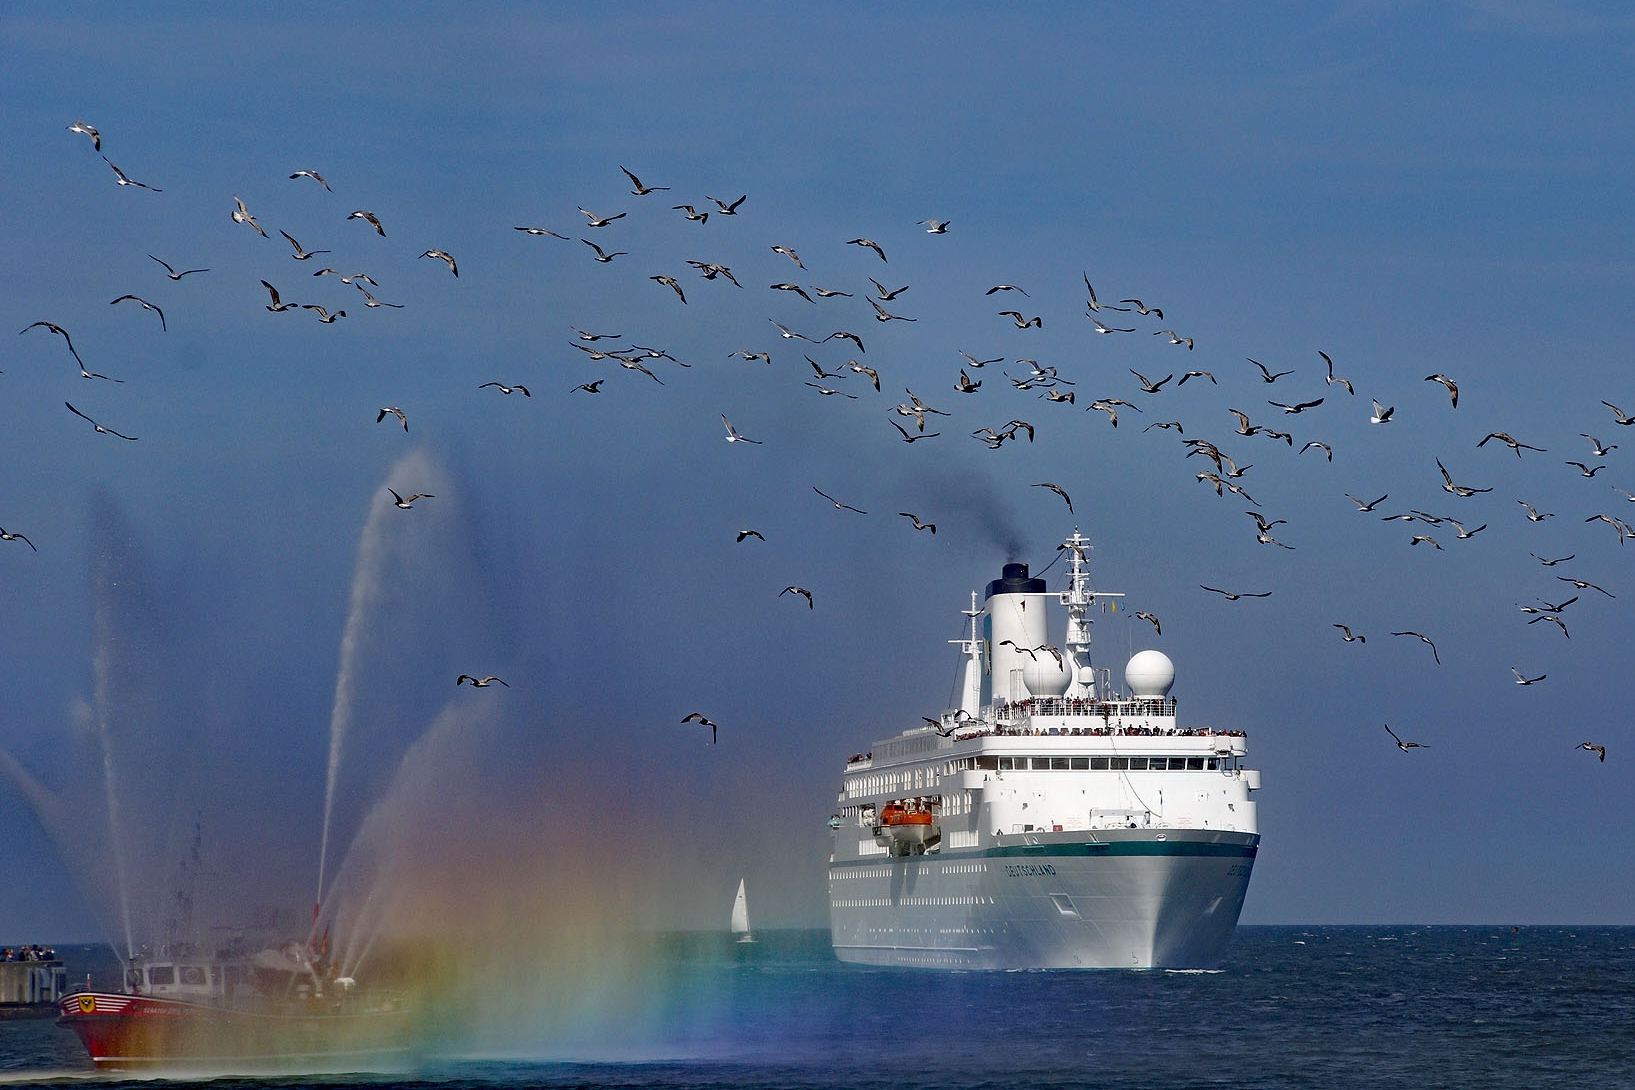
983;562;1050;705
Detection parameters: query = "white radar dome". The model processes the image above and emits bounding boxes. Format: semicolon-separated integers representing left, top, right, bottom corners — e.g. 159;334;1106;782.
1023;654;1072;698
1125;649;1175;698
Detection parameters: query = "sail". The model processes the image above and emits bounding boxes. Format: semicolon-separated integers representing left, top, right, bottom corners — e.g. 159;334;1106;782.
730;878;750;937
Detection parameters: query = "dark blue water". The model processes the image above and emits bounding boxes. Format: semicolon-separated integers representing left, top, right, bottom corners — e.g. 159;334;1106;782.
5;927;1634;1088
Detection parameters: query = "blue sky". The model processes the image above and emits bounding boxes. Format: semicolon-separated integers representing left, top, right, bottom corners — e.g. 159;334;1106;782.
3;3;1635;947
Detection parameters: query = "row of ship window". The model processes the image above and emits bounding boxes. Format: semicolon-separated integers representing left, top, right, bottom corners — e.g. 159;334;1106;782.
978;755;1220;771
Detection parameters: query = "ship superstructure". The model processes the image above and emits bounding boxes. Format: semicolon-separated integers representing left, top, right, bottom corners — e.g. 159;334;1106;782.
828;532;1261;969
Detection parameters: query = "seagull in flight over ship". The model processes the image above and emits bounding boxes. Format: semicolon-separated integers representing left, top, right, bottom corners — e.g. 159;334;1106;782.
348;209;386;236
421;249;458;276
1135;611;1162;636
1088;316;1132;334
1002;311;1044;329
771;245;804;268
1369;400;1395;424
1581;434;1618;456
289;169;331;190
20;321;118;380
571;380;604;394
888;419;939;443
868;298;916;322
1384;724;1429;752
919;219;950;233
1318;351;1354;395
651;275;686;303
899;512;936;534
148;255;209;280
672;204;708;223
1437;458;1492;496
582;239;627;263
67;119;101;150
478;382;530;396
1530;553;1574;566
735;529;764;543
681;712;719;743
870;278;909;301
721;415;761;444
986;284;1028;297
355;285;403;309
805;382;857;399
387;489;432;509
259;281;298;312
1518;500;1553;522
232;195;267;236
1199;586;1271;601
731;350;771;364
1390;630;1440;664
579;207;626;227
1333;624;1365;643
1178;370;1216;386
769;320;816;342
921;717;959;737
960;351;1004;368
109;295;165;331
620;166;669;195
1425;374;1459;408
1155;330;1194;349
1579;742;1606;762
848;361;880;390
280;231;330;260
813;487;865;514
301;304;345;323
456;675;508;688
707;194;746;215
1032;482;1073;513
64;402;136;440
1528;613;1570;638
101;156;160;191
1566;461;1607;477
1121;299;1163;319
826;330;866;352
772;282;815;303
0;527;36;551
1511;668;1546;686
1478;432;1545;456
1131;369;1173;393
1248;359;1293;383
1557;575;1614;597
780;586;814;609
376;406;408;431
1269;397;1323;414
515;225;569;238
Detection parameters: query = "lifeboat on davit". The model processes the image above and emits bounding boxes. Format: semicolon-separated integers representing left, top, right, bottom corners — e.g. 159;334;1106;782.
874;801;939;854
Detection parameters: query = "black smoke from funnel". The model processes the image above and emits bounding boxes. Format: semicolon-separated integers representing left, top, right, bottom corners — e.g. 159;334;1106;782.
909;467;1026;560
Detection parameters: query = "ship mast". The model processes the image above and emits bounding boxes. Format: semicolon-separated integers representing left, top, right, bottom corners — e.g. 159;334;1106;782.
1059;530;1122;699
949;592;983;717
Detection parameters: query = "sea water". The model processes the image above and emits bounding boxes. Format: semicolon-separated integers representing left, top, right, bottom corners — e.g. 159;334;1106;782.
3;927;1632;1088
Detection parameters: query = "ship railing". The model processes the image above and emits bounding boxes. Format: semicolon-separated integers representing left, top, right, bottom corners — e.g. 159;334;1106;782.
952;723;1247;740
995;697;1180;721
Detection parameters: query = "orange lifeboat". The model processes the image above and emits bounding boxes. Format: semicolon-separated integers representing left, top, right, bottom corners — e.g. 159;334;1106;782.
875;801;939;854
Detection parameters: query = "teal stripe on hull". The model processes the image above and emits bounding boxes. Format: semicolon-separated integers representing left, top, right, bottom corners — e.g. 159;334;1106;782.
830;838;1258;869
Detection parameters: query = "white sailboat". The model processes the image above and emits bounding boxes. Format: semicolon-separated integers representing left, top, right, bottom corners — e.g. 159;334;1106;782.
730;878;754;943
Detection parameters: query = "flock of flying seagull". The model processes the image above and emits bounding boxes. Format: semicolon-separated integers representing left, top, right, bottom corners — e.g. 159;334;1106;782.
10;124;1623;761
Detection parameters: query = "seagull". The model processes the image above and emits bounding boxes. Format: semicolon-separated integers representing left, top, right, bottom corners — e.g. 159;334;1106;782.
805;382;857;399
20;321;118;380
1333;624;1365;643
148;255;209;280
1088;400;1120;427
1032;482;1073;513
387;489;432;509
986;285;1029;297
826;330;866;352
651;275;686;303
1409;534;1442;550
0;528;37;551
919;219;950;233
231;196;267;236
847;238;887;261
515;225;569;238
376;407;408;431
847;362;880;390
420;249;458;276
899;512;936;534
780;586;814;609
109;295;165;331
1131;369;1173;393
682;712;719;744
1531;553;1575;566
1390;630;1440;664
960;352;1005;368
1578;742;1606;762
1603;400;1635;425
1269;398;1323;414
280;231;331;260
1200;586;1271;601
620;166;669;195
1001;311;1043;329
735;529;765;543
1511;668;1546;686
731;350;772;363
672;205;709;223
1088;316;1132;333
579;207;627;227
813;486;866;514
1418;373;1459;408
101;156;160;191
1557;575;1614;597
772;246;804;268
456;675;508;688
1179;370;1217;386
811;286;852;299
1517;501;1553;522
1121;299;1164;319
1384;724;1429;752
315;270;377;285
1144;420;1183;433
67;119;101;150
1135;611;1162;636
571;380;604;394
888;419;939;443
706;194;746;214
1300;441;1333;461
870;278;910;301
348;209;386;236
921;716;960;738
288;169;331;189
1042;390;1076;405
1082;274;1131;312
1446;519;1486;539
1566;461;1606;477
1155;330;1195;349
721;415;762;444
1437;458;1492;496
478;382;531;396
953;369;982;393
1478;432;1545;456
1248;359;1294;383
1369;400;1395;424
354;285;404;308
615;358;664;384
301;304;345;323
1581;434;1618;456
1586;512;1630;544
772;282;815;303
868;298;916;322
260;281;298;312
1318;351;1354;395
581;239;627;263
64;402;136;440
1528;613;1570;638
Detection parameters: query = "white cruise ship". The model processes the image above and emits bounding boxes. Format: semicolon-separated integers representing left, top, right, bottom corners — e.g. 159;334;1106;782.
828;532;1261;969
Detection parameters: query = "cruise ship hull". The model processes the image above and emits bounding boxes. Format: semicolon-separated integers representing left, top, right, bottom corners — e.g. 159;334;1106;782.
830;830;1257;969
